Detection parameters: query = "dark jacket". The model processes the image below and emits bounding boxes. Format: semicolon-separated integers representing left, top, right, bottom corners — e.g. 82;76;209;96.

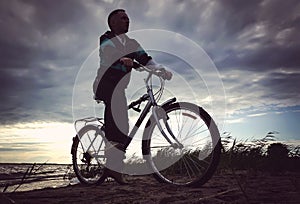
93;31;151;101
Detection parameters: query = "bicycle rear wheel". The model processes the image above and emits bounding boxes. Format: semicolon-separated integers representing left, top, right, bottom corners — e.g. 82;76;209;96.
71;125;106;185
143;102;221;187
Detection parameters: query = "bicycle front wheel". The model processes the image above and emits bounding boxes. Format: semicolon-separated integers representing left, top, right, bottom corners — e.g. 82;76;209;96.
71;125;106;185
143;102;221;187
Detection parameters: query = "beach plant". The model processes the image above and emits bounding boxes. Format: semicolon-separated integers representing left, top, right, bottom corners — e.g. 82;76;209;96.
124;131;300;173
218;131;300;172
12;163;36;192
266;142;289;172
2;161;52;193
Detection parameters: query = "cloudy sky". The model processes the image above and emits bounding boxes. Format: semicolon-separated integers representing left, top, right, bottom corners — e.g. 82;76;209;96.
0;0;299;163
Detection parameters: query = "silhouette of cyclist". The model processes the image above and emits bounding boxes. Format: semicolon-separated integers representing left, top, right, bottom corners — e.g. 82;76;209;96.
93;9;172;184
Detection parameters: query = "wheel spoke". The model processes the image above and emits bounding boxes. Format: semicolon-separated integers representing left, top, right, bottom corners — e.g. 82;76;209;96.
181;155;193;179
181;133;210;144
72;125;105;185
187;154;203;170
150;145;171;149
148;103;221;187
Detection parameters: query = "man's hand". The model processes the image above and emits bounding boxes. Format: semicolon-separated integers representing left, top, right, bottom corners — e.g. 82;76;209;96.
159;69;172;80
164;70;173;80
147;64;173;80
120;57;133;67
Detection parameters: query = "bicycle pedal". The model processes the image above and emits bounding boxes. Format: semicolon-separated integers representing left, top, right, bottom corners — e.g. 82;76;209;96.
132;107;141;112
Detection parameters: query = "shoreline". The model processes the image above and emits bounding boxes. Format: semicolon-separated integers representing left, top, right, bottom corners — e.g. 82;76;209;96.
3;172;300;203
0;163;72;166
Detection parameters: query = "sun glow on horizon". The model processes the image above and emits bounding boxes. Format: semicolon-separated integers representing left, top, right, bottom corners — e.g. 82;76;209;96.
0;121;75;164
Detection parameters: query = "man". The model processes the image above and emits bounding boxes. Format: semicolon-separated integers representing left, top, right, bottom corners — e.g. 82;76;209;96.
93;9;171;184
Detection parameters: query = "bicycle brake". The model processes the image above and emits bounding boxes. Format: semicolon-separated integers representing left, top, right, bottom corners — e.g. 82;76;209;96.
153;106;167;120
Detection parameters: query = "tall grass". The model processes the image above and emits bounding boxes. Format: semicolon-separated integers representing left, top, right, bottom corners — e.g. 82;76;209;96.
220;132;300;172
124;131;300;173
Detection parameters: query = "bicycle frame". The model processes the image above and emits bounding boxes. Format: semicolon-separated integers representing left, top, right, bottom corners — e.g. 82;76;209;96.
74;64;179;157
123;66;175;148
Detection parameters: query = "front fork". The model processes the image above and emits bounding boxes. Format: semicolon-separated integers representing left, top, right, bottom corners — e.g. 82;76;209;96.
152;101;183;149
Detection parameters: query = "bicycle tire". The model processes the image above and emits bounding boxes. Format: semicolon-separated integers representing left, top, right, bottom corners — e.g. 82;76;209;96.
142;102;221;187
71;125;106;185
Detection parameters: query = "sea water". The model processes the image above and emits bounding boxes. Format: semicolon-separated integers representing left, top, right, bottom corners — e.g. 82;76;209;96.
0;163;74;192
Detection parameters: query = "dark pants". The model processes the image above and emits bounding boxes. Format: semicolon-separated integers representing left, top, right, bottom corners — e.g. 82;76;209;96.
104;88;129;146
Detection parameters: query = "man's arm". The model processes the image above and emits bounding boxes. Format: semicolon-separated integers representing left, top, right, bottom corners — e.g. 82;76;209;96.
130;41;173;80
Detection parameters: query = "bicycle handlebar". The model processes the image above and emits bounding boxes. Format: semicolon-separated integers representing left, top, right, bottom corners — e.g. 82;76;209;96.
133;62;172;81
128;62;172;111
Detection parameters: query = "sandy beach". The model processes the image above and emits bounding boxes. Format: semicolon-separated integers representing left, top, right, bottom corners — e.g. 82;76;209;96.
2;171;300;204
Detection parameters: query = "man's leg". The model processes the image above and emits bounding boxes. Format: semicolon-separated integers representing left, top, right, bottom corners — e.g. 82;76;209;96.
102;89;129;184
104;88;129;144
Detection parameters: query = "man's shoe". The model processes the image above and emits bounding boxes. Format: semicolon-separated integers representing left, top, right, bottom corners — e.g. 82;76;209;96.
99;168;129;185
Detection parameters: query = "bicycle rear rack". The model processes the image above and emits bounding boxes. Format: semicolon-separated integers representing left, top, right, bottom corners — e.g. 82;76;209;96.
74;117;104;133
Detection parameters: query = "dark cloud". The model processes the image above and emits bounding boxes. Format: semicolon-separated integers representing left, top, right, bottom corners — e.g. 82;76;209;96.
121;0;300;73
0;0;299;125
0;0;99;124
219;45;300;71
199;1;300;114
213;0;300;71
260;72;300;102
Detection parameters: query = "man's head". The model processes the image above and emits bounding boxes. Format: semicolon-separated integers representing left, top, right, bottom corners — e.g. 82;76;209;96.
108;9;129;35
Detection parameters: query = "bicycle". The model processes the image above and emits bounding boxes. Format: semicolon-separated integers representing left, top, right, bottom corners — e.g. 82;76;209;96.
71;62;222;187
